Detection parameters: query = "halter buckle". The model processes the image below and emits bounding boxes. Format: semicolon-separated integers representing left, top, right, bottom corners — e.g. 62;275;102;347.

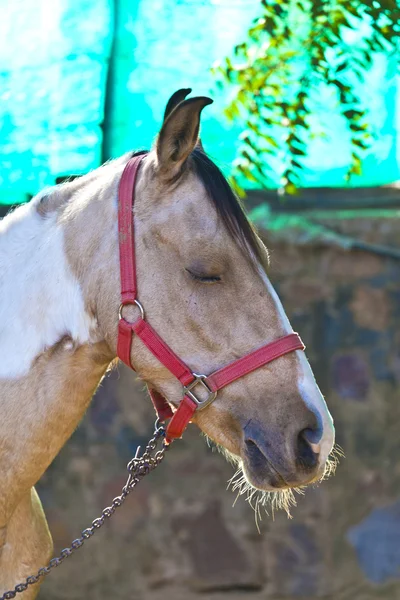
184;374;217;410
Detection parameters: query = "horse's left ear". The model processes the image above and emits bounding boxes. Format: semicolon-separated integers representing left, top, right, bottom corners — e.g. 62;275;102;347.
156;96;213;178
163;88;192;122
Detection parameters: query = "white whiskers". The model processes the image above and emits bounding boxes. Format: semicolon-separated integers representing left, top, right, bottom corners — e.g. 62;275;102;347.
205;435;344;529
227;468;299;526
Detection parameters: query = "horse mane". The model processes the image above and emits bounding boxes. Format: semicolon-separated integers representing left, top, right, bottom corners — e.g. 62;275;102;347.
189;148;266;267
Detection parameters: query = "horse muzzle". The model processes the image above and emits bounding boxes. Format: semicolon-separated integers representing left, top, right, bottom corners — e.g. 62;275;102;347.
241;418;329;491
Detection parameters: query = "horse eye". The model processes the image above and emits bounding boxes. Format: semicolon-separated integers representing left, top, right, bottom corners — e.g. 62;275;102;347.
186;269;222;284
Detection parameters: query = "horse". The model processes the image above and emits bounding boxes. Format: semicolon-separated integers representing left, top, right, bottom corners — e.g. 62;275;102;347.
0;89;335;598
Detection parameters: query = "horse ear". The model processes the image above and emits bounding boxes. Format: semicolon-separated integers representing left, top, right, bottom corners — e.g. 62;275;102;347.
156;96;213;177
163;88;192;122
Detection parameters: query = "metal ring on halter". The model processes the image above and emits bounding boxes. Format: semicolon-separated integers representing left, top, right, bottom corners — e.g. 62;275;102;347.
118;299;145;321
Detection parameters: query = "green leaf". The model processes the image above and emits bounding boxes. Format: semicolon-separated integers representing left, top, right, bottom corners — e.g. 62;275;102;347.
260;133;280;149
336;62;348;73
290;146;307;157
352;139;369;150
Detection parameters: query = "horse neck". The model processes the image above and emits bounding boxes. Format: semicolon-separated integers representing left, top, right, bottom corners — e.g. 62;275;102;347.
0;172;128;493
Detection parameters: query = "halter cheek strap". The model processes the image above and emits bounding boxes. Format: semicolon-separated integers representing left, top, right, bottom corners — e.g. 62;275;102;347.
117;154;305;444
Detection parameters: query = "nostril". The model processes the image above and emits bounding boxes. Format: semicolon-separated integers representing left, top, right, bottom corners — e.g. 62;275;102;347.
245;439;268;469
302;427;322;455
297;429;319;471
245;439;257;448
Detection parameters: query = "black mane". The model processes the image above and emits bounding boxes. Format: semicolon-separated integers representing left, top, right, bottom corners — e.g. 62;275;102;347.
190;148;264;265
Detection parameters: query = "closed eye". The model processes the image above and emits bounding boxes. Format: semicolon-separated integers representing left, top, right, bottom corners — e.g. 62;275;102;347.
186;269;222;284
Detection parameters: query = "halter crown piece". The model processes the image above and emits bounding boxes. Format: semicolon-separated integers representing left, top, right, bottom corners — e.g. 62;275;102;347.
117;154;305;444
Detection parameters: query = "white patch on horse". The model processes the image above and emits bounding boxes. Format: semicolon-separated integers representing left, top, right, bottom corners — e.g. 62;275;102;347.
260;270;334;465
63;338;75;351
259;269;292;334
0;198;96;379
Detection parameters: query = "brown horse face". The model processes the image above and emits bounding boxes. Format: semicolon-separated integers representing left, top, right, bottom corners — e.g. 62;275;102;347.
126;91;335;497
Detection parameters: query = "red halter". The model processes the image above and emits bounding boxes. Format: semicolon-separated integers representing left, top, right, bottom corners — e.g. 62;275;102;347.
117;154;305;444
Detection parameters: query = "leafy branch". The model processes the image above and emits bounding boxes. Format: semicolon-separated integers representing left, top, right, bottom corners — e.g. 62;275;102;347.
212;0;400;194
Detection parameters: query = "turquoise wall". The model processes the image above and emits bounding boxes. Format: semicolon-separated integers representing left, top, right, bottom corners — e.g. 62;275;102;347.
0;0;399;204
0;0;112;204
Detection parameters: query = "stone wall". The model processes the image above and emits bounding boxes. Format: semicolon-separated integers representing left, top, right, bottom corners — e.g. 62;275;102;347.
38;216;400;600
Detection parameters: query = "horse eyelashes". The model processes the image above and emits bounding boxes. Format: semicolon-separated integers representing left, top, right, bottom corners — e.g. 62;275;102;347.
185;268;222;283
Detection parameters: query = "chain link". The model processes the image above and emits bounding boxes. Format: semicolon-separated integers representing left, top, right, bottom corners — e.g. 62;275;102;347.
0;419;169;600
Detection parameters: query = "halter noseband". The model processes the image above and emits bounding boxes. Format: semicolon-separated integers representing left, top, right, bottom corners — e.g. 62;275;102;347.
117;154;305;444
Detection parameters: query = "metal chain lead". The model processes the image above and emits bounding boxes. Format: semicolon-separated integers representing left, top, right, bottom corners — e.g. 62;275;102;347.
0;419;169;600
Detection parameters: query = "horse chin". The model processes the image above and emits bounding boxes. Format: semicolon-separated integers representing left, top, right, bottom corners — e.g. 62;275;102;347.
207;436;300;490
204;436;297;513
227;463;302;517
242;464;294;492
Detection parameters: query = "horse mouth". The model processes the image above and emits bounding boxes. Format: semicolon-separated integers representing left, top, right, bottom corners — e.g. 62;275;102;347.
242;458;292;491
243;461;326;492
